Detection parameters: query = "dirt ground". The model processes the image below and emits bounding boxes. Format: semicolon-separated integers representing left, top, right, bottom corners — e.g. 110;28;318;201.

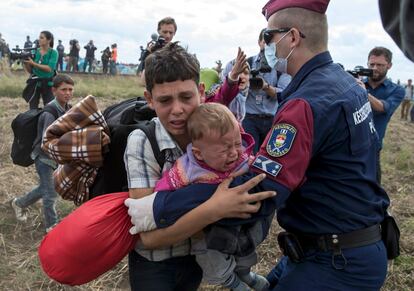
0;96;413;290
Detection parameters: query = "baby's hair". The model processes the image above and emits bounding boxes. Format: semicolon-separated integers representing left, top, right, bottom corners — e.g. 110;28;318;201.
187;103;237;141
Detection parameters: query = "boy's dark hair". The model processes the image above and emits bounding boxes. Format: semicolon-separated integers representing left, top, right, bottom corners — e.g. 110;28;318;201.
368;47;393;63
157;17;177;33
53;74;75;88
41;30;54;48
144;42;200;93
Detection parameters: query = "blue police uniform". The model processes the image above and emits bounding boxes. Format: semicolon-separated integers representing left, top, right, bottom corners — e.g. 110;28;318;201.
243;52;291;153
152;51;390;290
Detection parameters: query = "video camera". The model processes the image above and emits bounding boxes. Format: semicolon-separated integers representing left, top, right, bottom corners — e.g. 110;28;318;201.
249;54;272;90
347;66;373;78
9;46;35;61
149;33;166;52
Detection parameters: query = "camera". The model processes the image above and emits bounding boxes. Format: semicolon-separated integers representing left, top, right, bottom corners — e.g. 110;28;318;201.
9;46;34;61
249;52;272;90
347;66;373;78
69;39;78;45
151;35;166;52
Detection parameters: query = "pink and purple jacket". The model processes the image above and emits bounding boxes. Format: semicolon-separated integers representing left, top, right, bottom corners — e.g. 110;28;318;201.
155;131;255;191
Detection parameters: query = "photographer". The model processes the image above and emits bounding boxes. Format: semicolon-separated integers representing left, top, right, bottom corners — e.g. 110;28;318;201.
23;31;58;109
356;47;405;183
67;39;80;72
243;28;291;153
137;17;177;75
83;40;97;73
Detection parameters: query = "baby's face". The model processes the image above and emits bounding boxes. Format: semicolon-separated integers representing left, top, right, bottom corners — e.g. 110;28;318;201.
194;123;243;172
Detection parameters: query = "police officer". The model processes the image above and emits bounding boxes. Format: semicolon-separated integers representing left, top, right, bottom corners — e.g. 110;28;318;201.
125;0;391;290
243;29;291;154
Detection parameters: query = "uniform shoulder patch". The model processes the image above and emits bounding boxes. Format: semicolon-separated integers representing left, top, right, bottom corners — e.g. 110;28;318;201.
266;123;297;157
252;155;282;177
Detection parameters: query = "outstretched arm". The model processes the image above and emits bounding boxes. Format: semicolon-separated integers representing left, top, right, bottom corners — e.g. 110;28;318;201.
139;174;275;248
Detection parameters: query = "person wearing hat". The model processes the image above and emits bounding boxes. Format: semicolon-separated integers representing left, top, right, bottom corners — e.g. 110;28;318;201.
125;1;391;290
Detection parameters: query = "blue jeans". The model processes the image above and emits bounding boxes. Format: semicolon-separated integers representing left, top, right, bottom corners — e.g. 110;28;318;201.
128;250;202;291
267;241;387;291
15;158;58;228
242;114;274;154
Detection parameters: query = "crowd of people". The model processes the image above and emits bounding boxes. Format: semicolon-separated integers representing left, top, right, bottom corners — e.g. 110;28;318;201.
0;33;119;74
5;0;414;290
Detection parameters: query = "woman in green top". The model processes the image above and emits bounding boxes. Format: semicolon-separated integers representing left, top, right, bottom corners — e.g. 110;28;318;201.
24;31;58;109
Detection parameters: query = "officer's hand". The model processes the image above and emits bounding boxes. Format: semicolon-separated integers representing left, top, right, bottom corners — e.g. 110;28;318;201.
206;174;276;220
124;194;157;235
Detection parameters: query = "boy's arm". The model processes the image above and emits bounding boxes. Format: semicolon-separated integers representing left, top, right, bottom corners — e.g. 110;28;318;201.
129;188;154;199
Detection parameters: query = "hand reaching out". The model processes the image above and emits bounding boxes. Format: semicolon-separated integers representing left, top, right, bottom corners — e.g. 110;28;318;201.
229;47;248;81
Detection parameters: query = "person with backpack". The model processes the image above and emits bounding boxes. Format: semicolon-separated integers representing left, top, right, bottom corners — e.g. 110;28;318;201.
23;31;58;109
11;74;74;233
123;42;251;291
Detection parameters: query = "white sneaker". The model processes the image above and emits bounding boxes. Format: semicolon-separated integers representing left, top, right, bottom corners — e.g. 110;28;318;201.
11;198;27;222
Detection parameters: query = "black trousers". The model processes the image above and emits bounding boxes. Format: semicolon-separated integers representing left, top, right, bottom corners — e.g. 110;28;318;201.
128;250;202;291
29;85;54;109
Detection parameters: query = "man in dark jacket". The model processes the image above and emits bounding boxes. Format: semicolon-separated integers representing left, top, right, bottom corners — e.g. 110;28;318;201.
83;40;97;73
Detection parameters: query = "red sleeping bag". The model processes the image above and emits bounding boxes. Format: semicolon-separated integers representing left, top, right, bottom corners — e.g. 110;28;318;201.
38;192;139;285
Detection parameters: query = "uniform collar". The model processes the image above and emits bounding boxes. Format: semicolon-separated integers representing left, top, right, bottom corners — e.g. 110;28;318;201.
280;51;333;102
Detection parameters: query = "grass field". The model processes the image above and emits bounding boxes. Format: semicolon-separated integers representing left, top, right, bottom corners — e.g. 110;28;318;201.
0;75;413;290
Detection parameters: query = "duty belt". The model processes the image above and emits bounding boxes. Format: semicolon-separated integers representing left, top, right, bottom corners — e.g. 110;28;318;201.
296;224;381;252
278;224;382;269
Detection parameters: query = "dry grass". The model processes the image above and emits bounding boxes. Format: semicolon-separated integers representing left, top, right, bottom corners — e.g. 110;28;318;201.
0;95;413;290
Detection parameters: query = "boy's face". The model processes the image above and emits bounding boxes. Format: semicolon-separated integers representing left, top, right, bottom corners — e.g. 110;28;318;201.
145;79;203;140
52;82;74;107
193;120;243;172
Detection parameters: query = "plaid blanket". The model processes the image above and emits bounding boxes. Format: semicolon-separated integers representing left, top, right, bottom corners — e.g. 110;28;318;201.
42;95;110;205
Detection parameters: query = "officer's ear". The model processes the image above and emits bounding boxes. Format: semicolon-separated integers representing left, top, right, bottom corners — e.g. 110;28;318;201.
289;28;302;48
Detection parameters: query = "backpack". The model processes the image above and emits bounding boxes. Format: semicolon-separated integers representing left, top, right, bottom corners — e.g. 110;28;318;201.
89;97;165;198
11;105;59;167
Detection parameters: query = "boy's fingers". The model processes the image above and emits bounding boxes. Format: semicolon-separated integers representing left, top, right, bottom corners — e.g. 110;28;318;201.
234;174;267;193
246;191;277;204
217;177;234;190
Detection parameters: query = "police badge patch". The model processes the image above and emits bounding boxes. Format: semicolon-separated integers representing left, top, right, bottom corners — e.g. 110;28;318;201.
252;155;282;177
266;123;297;157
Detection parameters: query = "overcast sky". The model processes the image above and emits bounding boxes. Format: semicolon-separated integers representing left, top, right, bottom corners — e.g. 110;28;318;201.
1;0;412;82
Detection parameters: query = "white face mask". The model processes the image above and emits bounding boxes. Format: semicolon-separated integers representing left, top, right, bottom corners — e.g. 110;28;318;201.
264;30;295;74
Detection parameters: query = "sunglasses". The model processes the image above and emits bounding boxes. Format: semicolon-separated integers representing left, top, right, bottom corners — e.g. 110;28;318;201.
263;28;306;45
